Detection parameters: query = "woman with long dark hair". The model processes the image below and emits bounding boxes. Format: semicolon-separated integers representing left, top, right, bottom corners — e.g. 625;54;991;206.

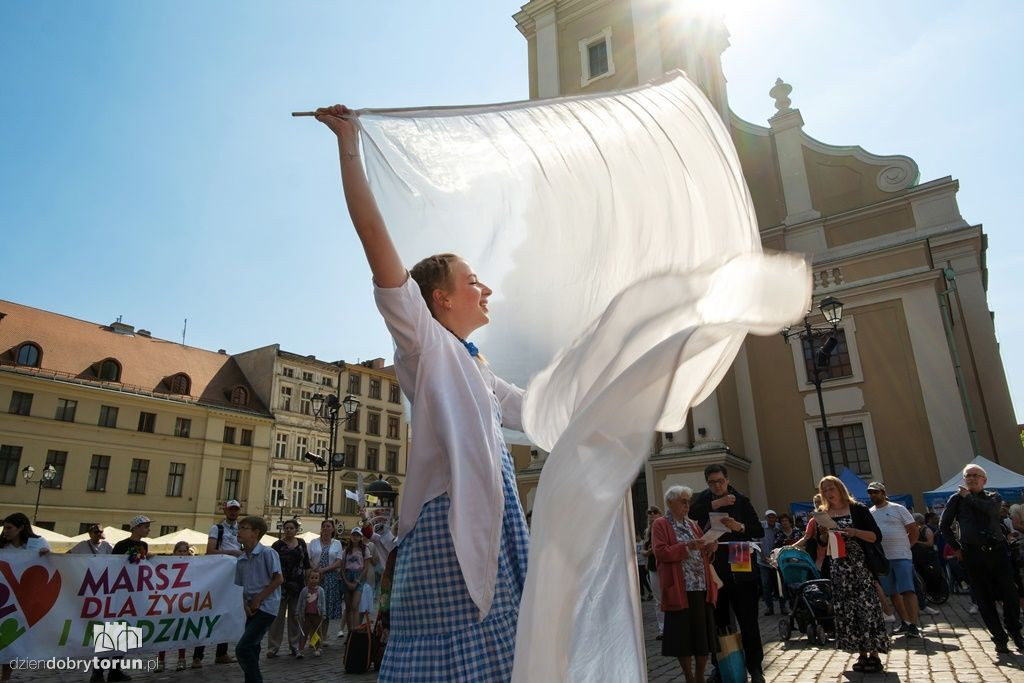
0;512;50;555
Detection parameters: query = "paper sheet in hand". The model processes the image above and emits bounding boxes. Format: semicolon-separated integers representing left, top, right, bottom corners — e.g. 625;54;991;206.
813;511;838;530
701;529;725;544
709;512;730;532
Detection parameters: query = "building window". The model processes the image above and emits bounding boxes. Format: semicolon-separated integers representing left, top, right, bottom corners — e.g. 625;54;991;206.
816;423;871;477
222;468;241;501
128;458;149;494
302;371;314;382
387;416;400;439
345;409;360;433
344;443;357;468
166;462;185;497
295;436;308;461
369;378;381;400
174;417;191;438
98;405;118;428
16;343;41;367
169;373;191;395
300;391;312;416
0;445;23;486
87;455;110;492
54;398;77;422
579;28;615;86
271;478;285;506
348;373;361;395
282;367;294;378
78;522;94;534
316;438;329;459
280;386;292;411
9;391;32;416
160;525;178;536
388;382;401;404
240;429;253;447
275;433;289;459
313;482;326;505
803;329;853;382
44;450;67;489
322;377;333;387
366;446;379;473
367;412;380;436
291;480;304;508
35;521;55;531
230;386;249;406
386;448;398;474
138;412;156;433
99;359;121;382
343;495;358;515
223;426;236;444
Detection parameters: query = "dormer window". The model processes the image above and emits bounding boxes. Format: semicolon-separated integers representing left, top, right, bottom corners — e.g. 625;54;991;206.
230;386;249;407
169;373;191;395
15;343;41;367
98;359;121;382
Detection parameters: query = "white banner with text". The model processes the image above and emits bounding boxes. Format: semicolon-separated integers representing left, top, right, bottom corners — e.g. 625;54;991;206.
0;553;244;660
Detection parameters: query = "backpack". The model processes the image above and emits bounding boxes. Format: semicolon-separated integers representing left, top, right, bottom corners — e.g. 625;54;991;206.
345;613;374;674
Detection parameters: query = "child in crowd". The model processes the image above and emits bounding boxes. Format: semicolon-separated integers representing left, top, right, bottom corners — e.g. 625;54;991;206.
157;542;198;672
297;570;326;658
234;516;283;683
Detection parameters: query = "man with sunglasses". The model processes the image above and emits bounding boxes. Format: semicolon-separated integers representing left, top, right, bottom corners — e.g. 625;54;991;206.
690;464;765;683
940;463;1023;654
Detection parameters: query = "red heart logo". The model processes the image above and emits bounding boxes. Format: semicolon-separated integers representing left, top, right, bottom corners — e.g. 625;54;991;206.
0;561;62;627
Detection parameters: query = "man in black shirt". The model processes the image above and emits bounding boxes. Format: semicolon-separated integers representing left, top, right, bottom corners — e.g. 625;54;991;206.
939;463;1022;654
690;464;765;683
111;515;151;559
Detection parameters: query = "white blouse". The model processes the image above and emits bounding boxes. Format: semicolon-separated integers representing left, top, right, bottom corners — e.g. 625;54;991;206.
375;275;524;619
307;537;342;570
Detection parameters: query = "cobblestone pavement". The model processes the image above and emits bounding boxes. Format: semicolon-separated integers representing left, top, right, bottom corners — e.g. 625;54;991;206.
10;594;1024;681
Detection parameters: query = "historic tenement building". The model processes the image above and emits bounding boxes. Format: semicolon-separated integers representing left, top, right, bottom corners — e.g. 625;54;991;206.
0;302;273;536
233;346;409;533
0;302;409;538
513;0;1023;517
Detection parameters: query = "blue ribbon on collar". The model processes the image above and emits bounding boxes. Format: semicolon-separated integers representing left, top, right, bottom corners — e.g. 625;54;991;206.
460;339;479;358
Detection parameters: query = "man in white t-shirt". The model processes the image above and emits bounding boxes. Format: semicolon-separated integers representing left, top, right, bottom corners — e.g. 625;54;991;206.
868;482;920;637
204;500;242;665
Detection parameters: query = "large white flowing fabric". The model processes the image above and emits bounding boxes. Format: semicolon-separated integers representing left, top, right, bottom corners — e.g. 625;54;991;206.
354;71;811;682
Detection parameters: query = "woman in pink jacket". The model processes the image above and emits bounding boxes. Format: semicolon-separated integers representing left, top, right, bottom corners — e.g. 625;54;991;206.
652;485;719;683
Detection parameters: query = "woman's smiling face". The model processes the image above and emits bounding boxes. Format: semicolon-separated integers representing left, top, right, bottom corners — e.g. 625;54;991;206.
436;259;492;338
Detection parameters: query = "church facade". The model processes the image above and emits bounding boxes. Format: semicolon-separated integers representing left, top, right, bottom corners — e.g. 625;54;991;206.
513;0;1023;516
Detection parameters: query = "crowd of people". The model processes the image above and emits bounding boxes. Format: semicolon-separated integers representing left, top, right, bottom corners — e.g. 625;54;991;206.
0;503;395;683
640;462;1024;680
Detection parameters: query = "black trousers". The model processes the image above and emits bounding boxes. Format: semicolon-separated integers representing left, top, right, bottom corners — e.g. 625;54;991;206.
711;577;763;676
962;544;1021;644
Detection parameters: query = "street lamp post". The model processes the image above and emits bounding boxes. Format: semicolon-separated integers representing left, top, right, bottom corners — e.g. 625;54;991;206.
22;464;56;524
782;296;844;476
310;389;360;520
275;491;287;532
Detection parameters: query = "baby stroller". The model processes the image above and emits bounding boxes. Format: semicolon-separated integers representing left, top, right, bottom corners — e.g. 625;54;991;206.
774;547;834;646
912;544;949;605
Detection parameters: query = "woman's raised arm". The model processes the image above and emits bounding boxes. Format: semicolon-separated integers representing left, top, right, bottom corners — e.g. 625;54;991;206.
316;104;406;288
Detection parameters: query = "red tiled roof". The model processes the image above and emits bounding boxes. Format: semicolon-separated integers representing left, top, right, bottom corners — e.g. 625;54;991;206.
0;300;270;416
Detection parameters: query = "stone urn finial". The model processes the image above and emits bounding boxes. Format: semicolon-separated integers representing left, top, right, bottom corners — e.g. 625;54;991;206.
770;77;793;114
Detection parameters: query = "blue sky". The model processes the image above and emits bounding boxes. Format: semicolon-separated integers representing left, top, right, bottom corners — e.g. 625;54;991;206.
2;1;1023;418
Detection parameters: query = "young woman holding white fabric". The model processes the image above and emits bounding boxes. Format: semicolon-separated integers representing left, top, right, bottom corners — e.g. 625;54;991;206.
315;104;530;681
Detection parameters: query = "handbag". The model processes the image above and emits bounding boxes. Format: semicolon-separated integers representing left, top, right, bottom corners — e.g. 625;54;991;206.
860;539;890;578
716;630;746;683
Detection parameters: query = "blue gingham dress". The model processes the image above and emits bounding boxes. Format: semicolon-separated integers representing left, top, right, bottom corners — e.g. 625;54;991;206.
379;394;530;681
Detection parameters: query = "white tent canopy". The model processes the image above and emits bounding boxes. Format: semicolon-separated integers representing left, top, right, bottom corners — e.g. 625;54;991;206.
924;455;1024;508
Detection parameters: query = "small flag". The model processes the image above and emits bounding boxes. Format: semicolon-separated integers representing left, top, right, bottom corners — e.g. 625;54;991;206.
365;494;379;505
345;489;359;502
